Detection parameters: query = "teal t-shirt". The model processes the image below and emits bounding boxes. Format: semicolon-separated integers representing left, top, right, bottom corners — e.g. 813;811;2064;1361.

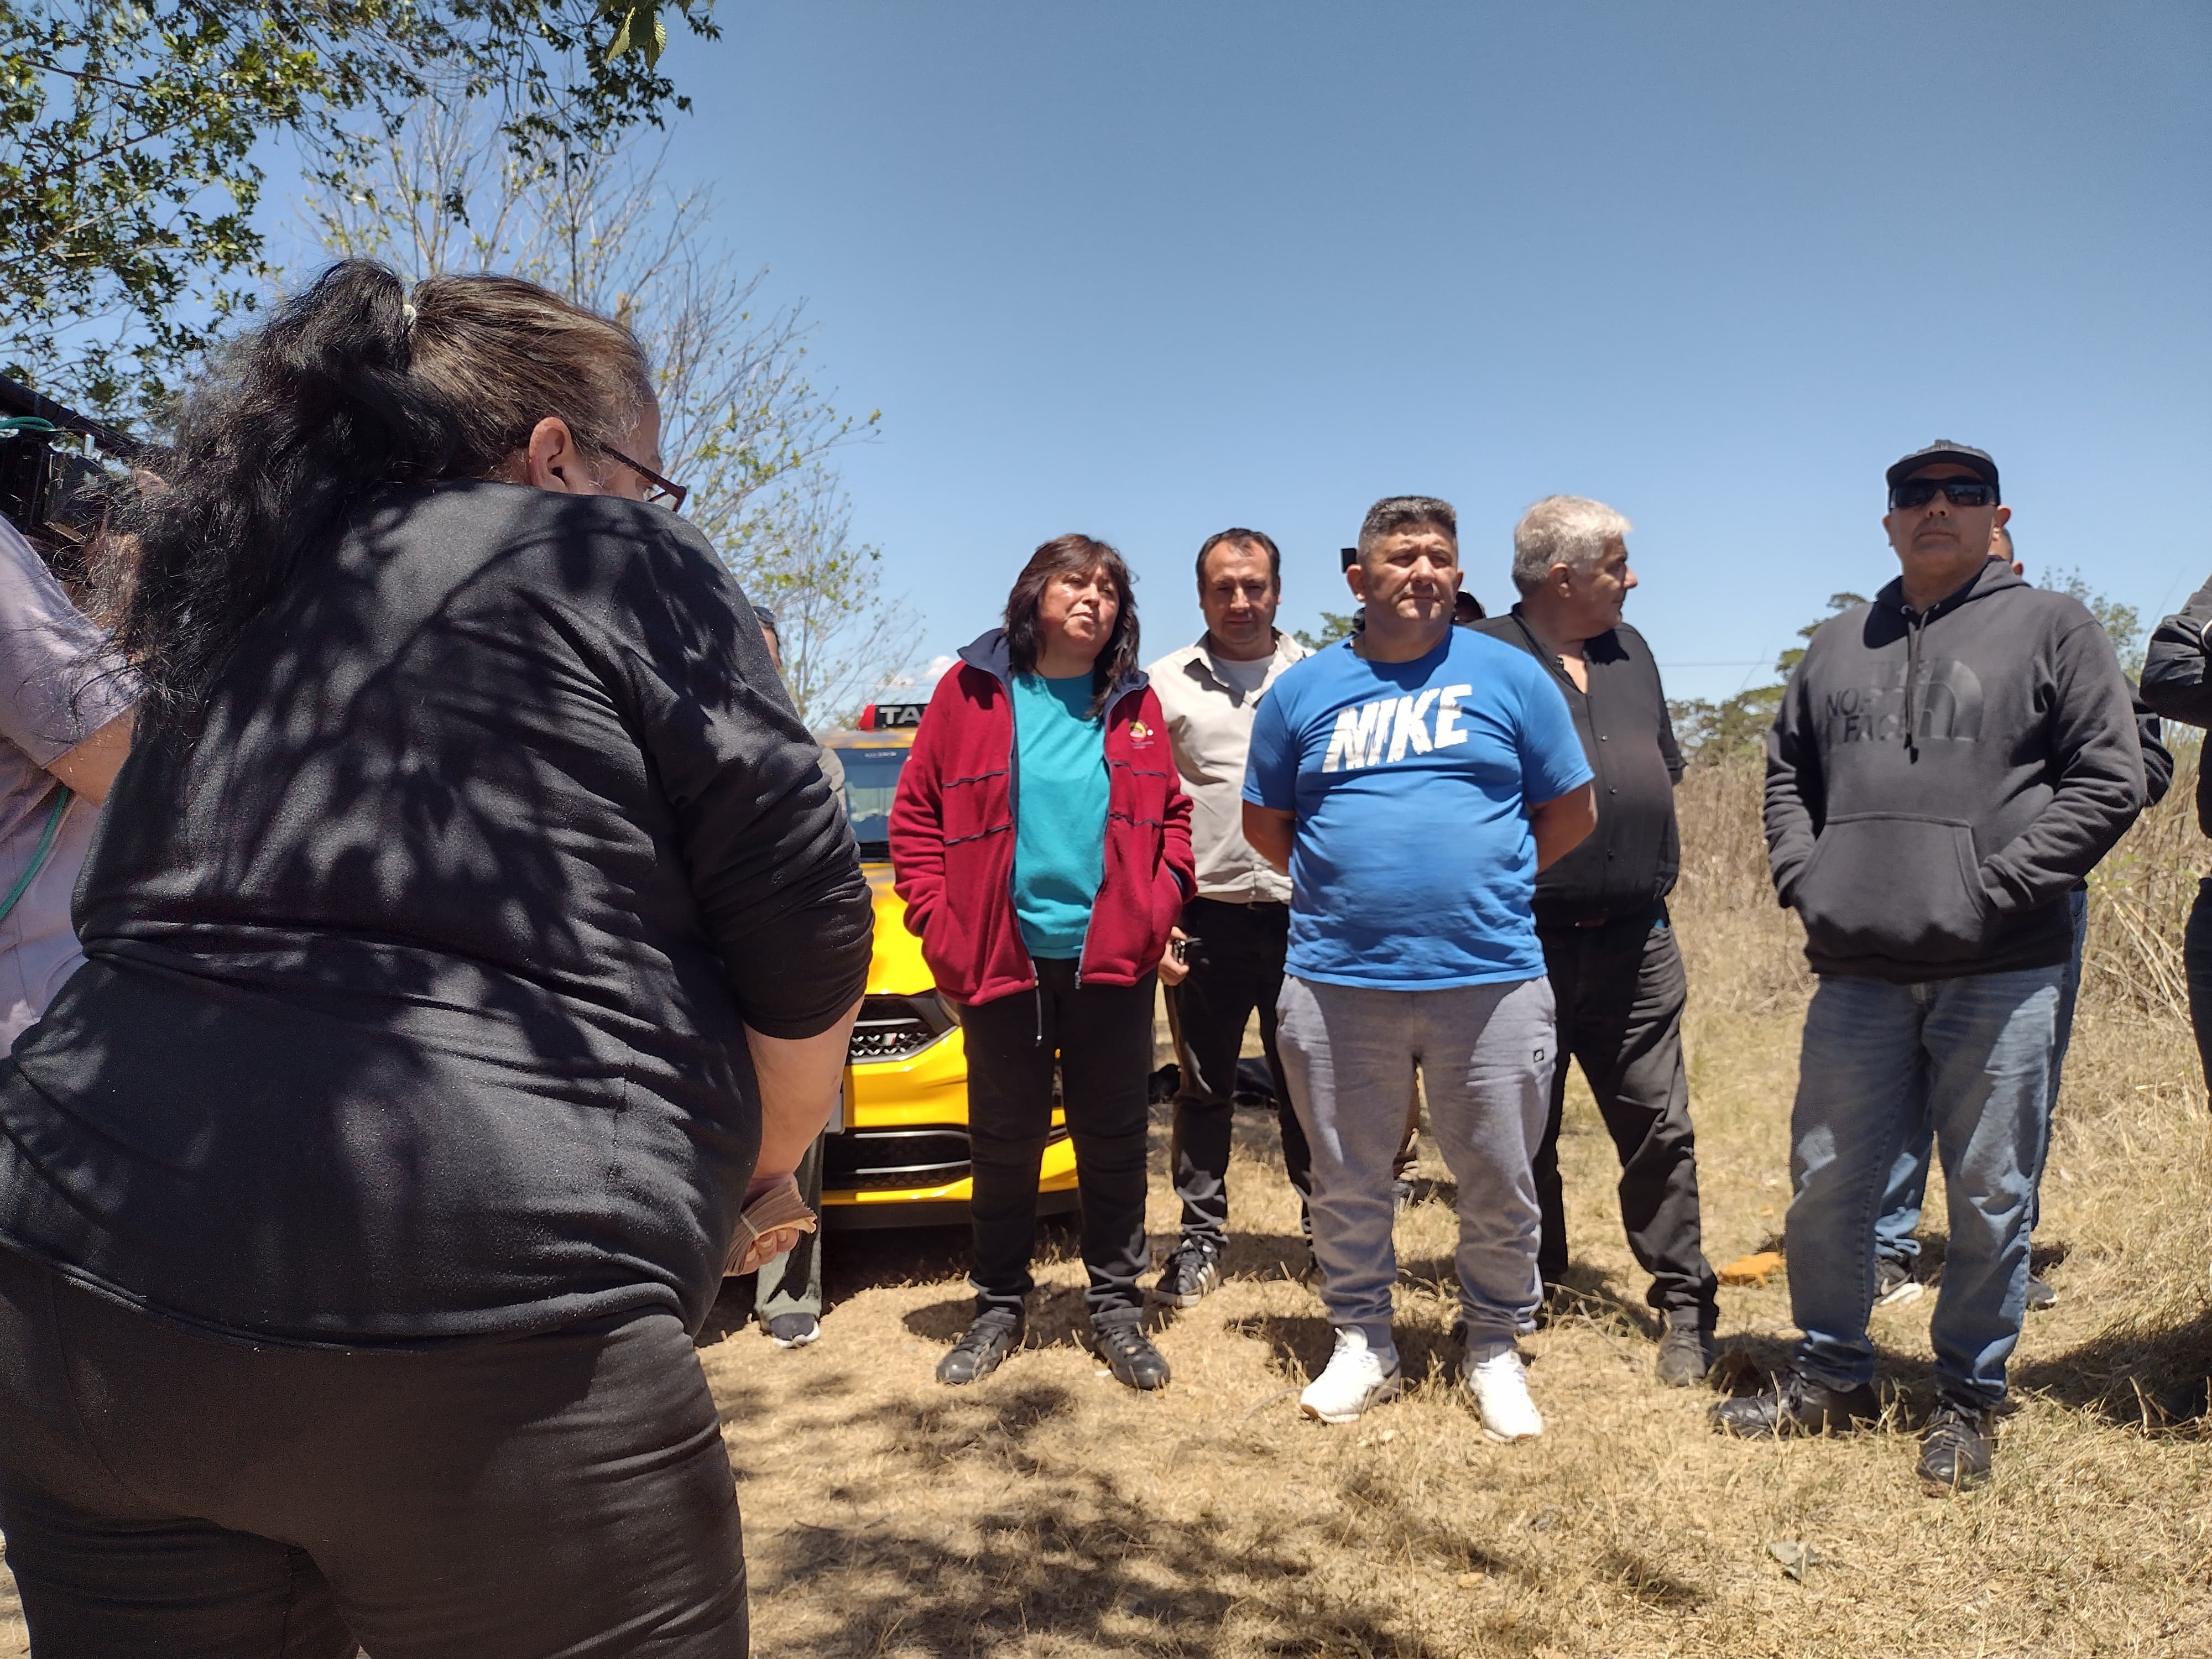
1011;672;1109;959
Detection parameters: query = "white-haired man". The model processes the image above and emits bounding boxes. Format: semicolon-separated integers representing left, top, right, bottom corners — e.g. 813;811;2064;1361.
1243;495;1595;1436
1473;496;1720;1386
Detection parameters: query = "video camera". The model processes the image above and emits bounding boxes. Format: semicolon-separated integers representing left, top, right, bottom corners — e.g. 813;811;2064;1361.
0;374;144;561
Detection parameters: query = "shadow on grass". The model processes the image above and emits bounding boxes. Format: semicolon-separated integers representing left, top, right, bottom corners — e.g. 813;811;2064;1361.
748;1386;1534;1659
2012;1302;2212;1430
1223;1310;1470;1387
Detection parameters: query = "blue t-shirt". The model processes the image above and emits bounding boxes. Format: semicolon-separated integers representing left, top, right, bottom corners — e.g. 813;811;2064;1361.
1242;630;1592;989
1011;672;1108;959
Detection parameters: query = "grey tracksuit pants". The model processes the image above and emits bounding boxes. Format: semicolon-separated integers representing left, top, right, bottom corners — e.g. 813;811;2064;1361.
1276;974;1556;1363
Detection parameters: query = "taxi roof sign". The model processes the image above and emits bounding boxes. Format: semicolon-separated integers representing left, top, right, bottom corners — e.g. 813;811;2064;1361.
857;702;927;731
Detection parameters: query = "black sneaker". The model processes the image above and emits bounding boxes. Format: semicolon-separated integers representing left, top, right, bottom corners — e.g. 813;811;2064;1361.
1150;1238;1224;1308
2023;1274;2058;1312
1874;1256;1923;1307
1655;1321;1718;1388
1083;1321;1171;1390
936;1313;1023;1385
764;1312;820;1349
1712;1370;1879;1439
1917;1396;1995;1493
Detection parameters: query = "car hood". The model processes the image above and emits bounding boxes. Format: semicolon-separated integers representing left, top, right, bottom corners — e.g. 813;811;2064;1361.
863;863;932;996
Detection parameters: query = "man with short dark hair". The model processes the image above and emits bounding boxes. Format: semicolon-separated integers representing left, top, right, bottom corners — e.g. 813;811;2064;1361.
1146;529;1311;1303
1244;495;1596;1436
1475;495;1721;1386
1719;442;2144;1493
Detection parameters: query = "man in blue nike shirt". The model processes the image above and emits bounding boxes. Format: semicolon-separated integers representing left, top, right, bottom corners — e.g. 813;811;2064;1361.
1243;495;1595;1437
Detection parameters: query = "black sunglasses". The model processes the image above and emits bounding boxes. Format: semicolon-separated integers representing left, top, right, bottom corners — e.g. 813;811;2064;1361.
600;444;688;514
1888;478;1997;511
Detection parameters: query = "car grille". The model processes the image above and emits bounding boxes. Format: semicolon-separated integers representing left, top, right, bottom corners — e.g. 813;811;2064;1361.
825;1128;971;1191
847;992;956;1062
826;1123;1068;1192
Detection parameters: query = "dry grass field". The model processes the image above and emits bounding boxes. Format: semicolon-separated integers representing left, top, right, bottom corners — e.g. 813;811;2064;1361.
4;759;2208;1656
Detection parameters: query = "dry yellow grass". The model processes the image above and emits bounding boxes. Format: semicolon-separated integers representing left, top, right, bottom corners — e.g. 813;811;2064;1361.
4;758;2208;1656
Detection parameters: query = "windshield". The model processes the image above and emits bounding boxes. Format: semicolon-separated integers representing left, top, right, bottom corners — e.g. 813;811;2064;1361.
836;745;907;857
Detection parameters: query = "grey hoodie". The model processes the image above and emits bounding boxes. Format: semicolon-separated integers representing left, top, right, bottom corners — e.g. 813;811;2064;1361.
1766;560;2143;982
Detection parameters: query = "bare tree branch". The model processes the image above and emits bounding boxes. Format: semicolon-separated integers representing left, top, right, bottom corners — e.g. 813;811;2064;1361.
298;94;919;725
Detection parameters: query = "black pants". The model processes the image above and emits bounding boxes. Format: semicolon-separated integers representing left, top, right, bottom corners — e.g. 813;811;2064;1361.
0;1247;746;1658
2187;880;2212;1108
1533;909;1719;1322
1165;897;1312;1245
960;959;1155;1327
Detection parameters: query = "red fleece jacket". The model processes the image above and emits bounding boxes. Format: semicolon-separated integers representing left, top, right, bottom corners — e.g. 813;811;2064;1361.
888;631;1194;1008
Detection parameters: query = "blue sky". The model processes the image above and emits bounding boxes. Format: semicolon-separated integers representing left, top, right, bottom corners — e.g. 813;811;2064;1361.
397;4;2212;698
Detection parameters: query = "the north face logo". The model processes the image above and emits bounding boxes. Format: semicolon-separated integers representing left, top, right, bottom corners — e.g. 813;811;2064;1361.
1824;659;1984;745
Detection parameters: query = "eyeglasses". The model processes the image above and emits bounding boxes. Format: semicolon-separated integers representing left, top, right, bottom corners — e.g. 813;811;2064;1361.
599;445;688;514
1888;478;1997;511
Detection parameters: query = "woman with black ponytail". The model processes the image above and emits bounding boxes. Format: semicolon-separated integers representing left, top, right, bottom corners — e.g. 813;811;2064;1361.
0;262;871;1656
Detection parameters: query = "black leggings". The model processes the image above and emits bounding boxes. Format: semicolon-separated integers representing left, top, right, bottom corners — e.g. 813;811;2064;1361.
961;960;1156;1327
0;1247;747;1658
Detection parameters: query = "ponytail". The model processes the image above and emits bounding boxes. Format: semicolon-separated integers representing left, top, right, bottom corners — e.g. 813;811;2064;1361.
106;259;653;733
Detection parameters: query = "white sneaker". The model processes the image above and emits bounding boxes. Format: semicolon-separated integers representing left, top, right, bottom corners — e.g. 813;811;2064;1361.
1465;1347;1543;1442
1299;1327;1402;1423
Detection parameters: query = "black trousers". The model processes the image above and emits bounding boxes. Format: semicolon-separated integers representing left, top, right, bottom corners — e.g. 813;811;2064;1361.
0;1246;747;1658
2187;880;2212;1109
1533;908;1719;1321
960;958;1155;1327
1165;896;1313;1245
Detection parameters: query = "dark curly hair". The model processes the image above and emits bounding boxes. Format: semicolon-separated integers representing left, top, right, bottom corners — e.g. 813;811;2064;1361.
101;259;653;732
1003;534;1140;718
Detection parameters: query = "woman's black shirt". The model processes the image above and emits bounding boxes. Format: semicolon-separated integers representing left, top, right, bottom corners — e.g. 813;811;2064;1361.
0;482;872;1344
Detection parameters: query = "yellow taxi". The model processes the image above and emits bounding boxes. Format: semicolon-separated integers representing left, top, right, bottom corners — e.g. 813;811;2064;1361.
820;701;1081;1227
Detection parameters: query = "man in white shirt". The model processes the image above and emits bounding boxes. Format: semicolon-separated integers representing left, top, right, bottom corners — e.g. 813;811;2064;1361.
1145;528;1310;1306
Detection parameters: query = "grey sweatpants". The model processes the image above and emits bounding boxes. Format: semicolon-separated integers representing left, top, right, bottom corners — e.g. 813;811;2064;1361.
1276;974;1557;1361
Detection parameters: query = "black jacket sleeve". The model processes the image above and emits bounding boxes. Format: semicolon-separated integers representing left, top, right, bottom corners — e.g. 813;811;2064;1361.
1762;657;1822;907
615;534;873;1040
2142;577;2212;729
2134;688;2174;810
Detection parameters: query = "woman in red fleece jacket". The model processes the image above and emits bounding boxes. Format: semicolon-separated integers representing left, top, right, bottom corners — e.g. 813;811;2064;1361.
891;534;1194;1391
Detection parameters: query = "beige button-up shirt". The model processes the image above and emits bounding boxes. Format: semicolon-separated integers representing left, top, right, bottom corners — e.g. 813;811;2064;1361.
1146;629;1309;904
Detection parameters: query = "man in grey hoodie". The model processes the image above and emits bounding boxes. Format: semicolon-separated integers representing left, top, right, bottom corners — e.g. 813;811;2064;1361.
1714;441;2143;1493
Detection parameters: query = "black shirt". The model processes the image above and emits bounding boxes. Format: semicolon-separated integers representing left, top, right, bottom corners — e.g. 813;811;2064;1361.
0;482;873;1345
1473;609;1682;927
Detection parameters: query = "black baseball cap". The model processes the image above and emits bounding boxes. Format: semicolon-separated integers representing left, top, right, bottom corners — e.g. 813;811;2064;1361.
1886;440;2000;500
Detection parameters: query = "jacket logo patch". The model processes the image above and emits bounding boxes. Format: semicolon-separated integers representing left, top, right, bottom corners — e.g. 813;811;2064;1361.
1128;719;1155;747
1824;659;1984;745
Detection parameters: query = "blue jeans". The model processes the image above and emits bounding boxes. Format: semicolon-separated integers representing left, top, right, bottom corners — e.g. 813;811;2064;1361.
1788;964;2061;1406
1872;888;2085;1266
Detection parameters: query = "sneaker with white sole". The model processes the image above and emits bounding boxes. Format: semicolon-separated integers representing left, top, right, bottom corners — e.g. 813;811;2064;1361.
1299;1327;1402;1423
1464;1347;1543;1442
1874;1256;1924;1308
